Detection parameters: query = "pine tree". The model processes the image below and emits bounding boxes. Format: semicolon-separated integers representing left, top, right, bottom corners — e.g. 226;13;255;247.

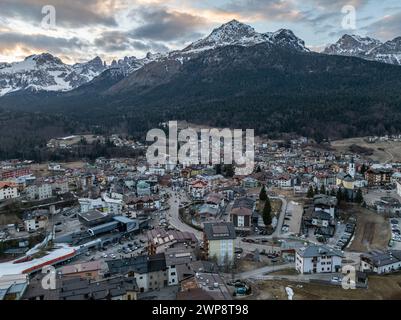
360;164;368;175
355;188;363;204
262;196;272;226
259;185;268;201
307;186;314;198
320;184;326;195
336;188;343;204
224;164;235;177
314;186;319;195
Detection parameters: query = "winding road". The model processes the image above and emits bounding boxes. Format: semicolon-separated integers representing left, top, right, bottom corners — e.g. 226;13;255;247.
166;189;203;240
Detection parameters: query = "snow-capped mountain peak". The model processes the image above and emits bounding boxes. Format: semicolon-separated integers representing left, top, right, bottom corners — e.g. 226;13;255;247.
182;20;308;54
266;29;309;52
0;54;108;96
323;34;382;57
324;34;401;65
205;19;258;42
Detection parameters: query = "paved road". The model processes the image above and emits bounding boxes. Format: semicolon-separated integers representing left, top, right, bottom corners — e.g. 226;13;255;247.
237;263;294;279
166;190;203;240
250;273;336;283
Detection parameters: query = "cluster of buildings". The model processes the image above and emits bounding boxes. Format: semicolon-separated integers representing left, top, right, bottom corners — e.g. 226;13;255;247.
2;135;401;300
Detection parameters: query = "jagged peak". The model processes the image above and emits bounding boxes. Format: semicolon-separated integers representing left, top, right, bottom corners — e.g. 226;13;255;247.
182;20;307;53
25;52;63;65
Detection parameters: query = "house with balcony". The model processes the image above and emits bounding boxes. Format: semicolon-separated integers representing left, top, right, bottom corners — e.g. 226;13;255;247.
295;245;343;274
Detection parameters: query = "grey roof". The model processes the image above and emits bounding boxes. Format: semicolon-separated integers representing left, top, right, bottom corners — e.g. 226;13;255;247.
297;245;343;258
311;210;331;220
107;253;166;275
203;222;236;241
198;204;219;216
78;209;108;222
313;195;338;207
112;215;136;224
58;276;138;300
107;255;148;274
232;197;254;210
361;250;401;267
165;247;195;267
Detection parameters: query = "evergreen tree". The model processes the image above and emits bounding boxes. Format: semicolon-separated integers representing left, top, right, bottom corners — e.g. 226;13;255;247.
262;196;272;226
259;185;268;201
224;164;235;178
355;188;364;204
320;184;326;195
307;186;314;198
314;185;319;195
360;164;368;175
336;188;343;204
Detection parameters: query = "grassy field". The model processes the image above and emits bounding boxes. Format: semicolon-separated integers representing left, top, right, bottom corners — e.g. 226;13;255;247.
251;273;401;300
346;204;390;252
331;137;401;163
30;161;87;177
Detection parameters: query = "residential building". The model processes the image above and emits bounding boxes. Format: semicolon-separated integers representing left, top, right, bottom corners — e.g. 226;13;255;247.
165;246;195;286
136;180;151;196
203;222;236;266
365;168;393;186
106;254;168;293
230;197;254;233
360;251;401;274
38;183;52;200
146;228;198;255
60;261;102;281
295;245;343;274
188;180;209;200
313;194;338;219
0;181;19;201
23;275;138;300
241;177;259;189
23;210;49;232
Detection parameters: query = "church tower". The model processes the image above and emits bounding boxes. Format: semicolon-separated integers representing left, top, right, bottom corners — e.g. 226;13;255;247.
348;158;356;178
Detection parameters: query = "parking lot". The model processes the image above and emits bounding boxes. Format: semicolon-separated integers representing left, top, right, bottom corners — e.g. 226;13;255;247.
389;218;401;249
76;232;149;265
282;201;303;234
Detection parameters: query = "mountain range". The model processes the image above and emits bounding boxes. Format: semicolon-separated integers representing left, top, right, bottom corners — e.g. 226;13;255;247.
324;34;401;65
1;20;401;160
1;20;401;98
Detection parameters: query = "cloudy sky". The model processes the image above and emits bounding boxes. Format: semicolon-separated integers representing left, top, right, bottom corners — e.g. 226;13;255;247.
1;0;401;64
